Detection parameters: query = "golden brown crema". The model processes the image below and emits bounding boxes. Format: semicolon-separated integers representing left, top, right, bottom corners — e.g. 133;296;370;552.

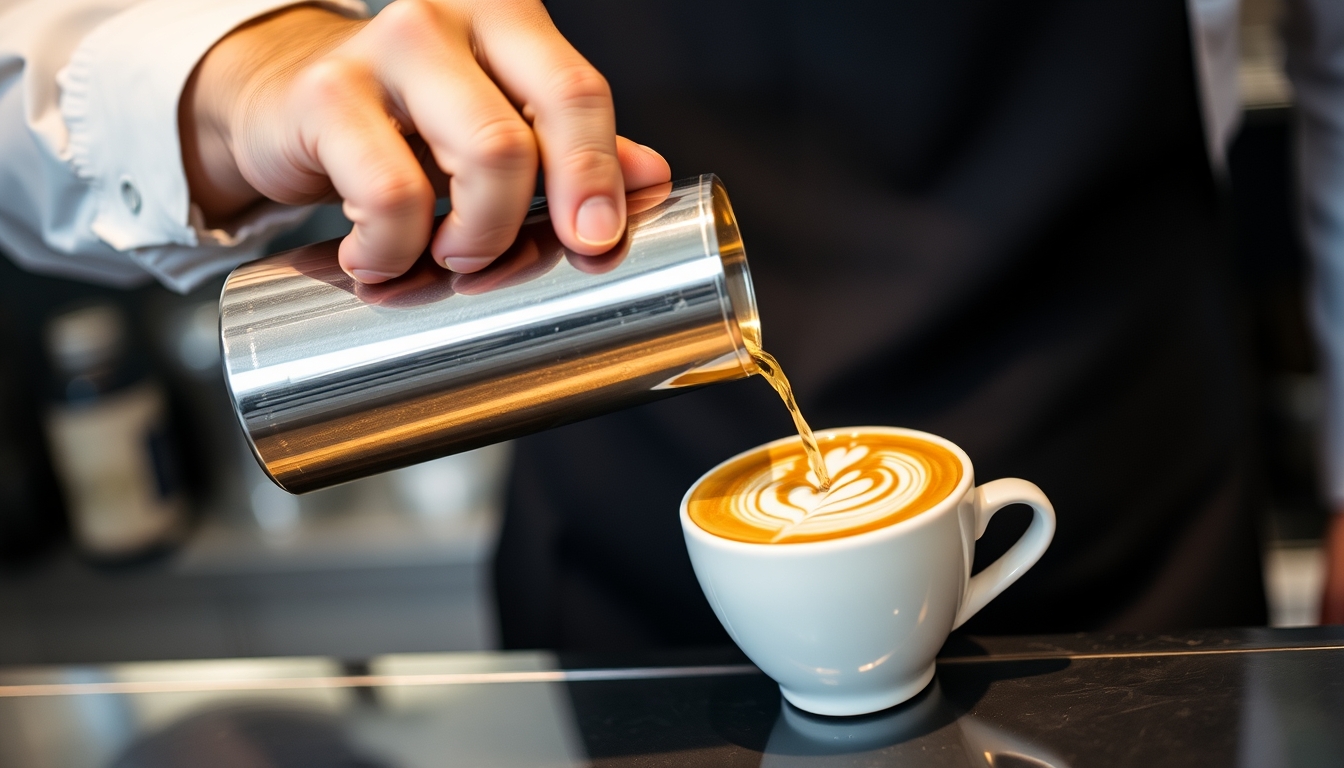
688;432;963;544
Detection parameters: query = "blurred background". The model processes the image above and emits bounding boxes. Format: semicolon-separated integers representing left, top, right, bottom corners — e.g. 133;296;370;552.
0;0;1330;665
1232;0;1327;629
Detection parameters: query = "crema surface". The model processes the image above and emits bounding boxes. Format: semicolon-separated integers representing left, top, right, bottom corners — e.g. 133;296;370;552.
687;433;963;544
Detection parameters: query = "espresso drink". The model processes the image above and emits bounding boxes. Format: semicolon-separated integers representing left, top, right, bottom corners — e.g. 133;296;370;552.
747;342;832;490
687;431;963;544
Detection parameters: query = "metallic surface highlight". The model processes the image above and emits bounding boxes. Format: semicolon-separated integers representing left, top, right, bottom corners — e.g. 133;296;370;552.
220;175;759;493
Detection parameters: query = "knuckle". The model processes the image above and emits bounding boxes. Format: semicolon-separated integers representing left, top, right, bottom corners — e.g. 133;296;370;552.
556;143;619;179
446;207;518;255
364;169;432;217
465;118;537;171
293;58;367;108
369;0;443;43
547;64;612;108
453;218;518;258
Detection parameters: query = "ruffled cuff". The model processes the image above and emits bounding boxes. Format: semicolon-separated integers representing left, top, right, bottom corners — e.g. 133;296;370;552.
56;0;366;291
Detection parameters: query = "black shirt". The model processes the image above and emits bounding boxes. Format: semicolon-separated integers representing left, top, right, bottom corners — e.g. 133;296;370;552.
495;0;1267;650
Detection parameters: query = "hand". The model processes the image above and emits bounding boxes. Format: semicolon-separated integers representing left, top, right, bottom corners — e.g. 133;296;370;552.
179;1;671;283
1322;511;1344;624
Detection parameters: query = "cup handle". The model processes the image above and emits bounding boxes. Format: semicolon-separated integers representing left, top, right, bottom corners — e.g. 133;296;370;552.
951;478;1056;630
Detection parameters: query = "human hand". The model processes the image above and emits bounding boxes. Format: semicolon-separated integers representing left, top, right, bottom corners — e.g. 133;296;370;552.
179;1;670;283
1321;511;1344;624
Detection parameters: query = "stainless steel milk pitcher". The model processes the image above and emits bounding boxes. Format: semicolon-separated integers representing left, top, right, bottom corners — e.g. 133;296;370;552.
221;175;761;493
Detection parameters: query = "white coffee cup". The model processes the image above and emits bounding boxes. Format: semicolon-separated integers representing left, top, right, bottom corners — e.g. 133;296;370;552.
680;426;1055;716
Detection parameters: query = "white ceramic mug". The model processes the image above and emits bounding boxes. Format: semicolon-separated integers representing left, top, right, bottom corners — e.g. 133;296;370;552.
681;426;1055;717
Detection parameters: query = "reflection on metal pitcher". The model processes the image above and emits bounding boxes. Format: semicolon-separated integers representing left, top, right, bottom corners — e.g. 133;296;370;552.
221;175;760;493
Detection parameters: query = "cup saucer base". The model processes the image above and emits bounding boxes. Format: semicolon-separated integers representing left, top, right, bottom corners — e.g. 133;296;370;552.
778;662;936;717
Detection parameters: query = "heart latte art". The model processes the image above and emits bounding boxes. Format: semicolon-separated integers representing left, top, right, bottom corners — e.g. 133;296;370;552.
688;432;963;544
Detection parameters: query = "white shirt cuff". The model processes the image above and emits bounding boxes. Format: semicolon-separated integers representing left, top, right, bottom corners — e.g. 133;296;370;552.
55;0;366;291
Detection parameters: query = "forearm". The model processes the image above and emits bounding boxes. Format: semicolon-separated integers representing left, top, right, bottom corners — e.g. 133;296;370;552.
0;0;154;285
0;0;360;291
2;0;668;293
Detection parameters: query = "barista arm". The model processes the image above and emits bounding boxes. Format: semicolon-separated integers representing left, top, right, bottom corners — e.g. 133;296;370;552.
0;0;670;293
181;0;670;285
0;0;350;291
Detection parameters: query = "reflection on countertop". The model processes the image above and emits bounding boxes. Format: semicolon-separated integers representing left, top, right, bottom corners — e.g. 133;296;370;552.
0;445;511;666
0;629;1342;767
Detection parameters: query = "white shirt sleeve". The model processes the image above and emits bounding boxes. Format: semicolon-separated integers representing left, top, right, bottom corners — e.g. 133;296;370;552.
1186;0;1243;173
0;0;365;294
1284;0;1344;506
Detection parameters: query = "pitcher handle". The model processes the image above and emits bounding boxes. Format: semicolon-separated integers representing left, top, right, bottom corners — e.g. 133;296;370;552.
952;478;1056;630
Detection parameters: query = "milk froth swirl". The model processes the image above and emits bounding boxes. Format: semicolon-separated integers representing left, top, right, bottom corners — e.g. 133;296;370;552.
688;432;963;544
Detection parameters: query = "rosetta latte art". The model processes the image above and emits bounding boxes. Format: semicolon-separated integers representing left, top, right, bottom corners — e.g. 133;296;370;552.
688;432;963;544
736;445;930;542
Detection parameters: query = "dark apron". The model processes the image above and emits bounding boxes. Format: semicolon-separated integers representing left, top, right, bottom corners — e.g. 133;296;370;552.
495;0;1267;650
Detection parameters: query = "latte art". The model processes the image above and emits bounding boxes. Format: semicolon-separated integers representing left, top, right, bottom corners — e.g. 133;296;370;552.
735;446;931;542
688;432;962;544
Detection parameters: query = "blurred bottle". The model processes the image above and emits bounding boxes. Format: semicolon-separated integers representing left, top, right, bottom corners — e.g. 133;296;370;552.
43;303;185;561
390;444;512;526
0;310;64;565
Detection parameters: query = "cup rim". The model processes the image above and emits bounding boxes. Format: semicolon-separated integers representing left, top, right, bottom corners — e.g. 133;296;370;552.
679;426;975;554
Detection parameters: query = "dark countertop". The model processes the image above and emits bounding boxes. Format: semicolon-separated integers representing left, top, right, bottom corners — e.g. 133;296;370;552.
1;627;1343;767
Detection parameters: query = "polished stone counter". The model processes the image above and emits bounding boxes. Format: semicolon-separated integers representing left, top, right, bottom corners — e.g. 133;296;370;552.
1;627;1342;767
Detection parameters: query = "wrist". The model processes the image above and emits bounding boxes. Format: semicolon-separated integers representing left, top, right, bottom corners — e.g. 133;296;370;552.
179;6;362;226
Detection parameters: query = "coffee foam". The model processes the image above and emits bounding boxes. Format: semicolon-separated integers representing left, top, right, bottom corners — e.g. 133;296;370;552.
687;432;963;544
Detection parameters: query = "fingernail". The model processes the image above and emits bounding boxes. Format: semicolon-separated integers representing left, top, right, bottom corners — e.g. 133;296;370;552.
441;256;494;273
575;196;621;247
348;269;397;284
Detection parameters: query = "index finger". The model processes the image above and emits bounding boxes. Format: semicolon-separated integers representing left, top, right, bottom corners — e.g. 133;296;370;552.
471;6;627;255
